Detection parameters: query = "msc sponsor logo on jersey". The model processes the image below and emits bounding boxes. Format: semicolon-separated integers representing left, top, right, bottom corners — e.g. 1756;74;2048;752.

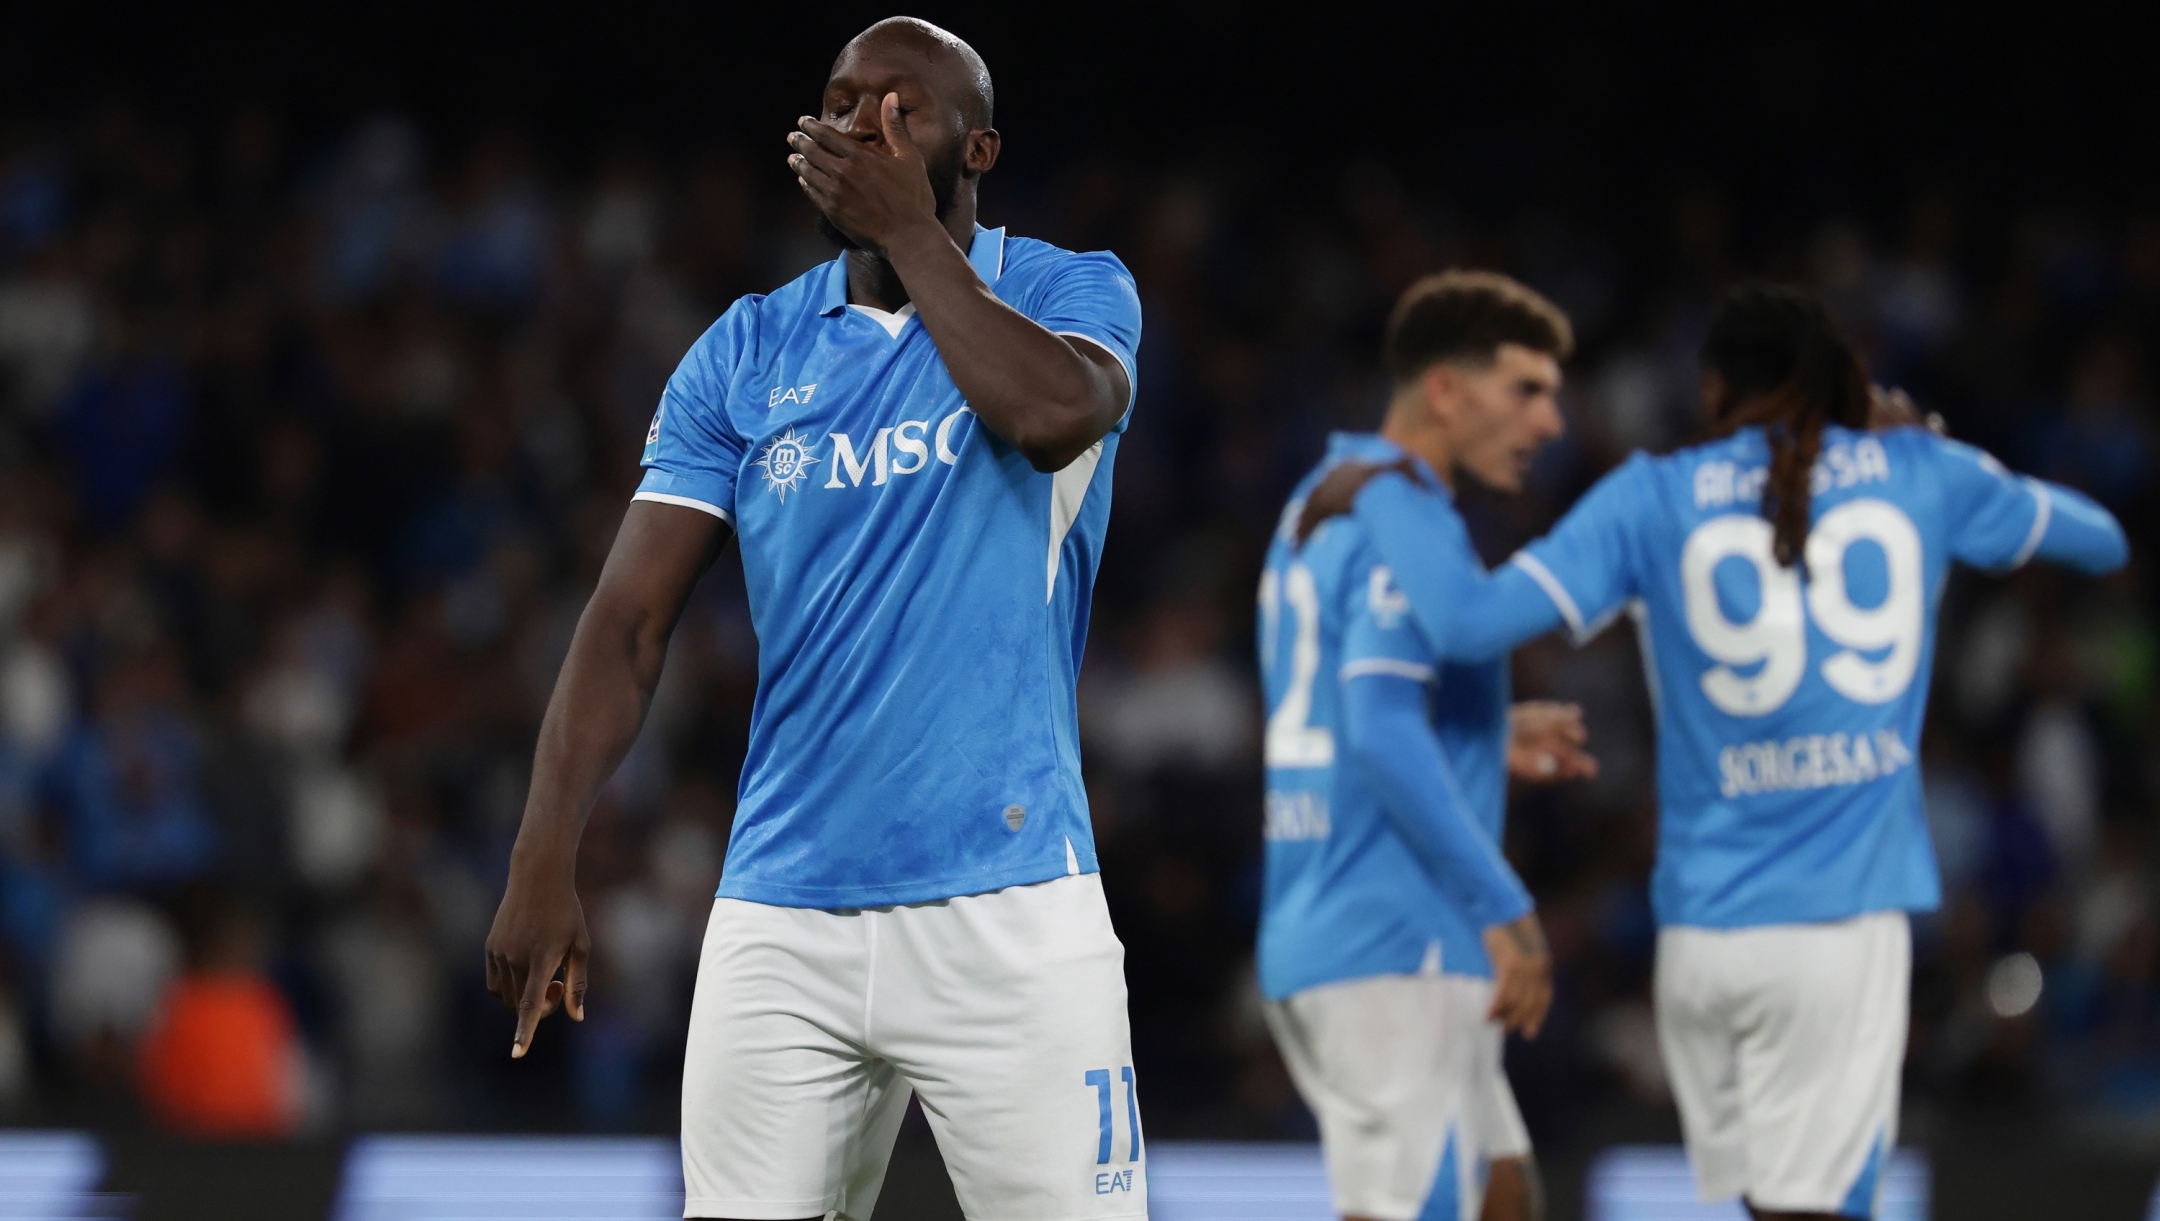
1717;726;1914;798
1693;436;1891;511
749;408;977;502
752;428;819;501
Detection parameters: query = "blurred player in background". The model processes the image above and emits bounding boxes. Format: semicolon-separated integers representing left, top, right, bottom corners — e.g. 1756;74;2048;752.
1257;272;1596;1221
1315;284;2129;1220
484;18;1146;1221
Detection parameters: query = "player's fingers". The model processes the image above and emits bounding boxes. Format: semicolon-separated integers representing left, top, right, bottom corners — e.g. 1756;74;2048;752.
1522;988;1550;1040
794;116;856;156
786;131;847;176
498;952;528;1013
787;150;837;189
511;954;559;1058
563;939;590;1023
1552;704;1588;743
1488;970;1526;1031
880;93;919;159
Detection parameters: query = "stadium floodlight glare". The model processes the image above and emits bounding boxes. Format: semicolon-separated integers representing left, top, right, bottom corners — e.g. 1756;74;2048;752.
1986;951;2045;1019
332;1135;684;1221
1587;1145;1929;1221
0;1130;110;1221
1144;1143;1335;1220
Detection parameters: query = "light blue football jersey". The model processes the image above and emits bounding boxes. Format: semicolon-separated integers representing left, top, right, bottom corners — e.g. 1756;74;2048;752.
1509;424;2068;928
1256;433;1519;1000
637;227;1141;908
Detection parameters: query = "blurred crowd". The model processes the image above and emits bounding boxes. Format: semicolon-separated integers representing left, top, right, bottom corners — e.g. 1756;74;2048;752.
0;105;2154;1152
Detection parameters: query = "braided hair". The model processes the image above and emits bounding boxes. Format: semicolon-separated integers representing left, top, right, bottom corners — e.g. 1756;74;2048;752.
1701;284;1874;568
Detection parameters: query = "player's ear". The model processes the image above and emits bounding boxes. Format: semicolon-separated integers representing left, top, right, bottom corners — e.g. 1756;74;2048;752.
1421;364;1456;425
965;127;1000;176
1698;368;1727;422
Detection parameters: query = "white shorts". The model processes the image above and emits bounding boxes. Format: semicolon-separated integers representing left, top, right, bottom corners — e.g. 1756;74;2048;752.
680;873;1146;1221
1264;973;1530;1221
1655;911;1910;1217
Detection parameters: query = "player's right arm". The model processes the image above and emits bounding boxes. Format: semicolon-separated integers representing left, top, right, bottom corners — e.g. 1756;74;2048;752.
1344;458;1648;664
486;304;753;1058
1335;555;1552;1036
484;504;731;1057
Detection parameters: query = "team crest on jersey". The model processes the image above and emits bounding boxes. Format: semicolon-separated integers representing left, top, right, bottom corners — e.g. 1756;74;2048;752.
753;428;820;502
645;407;662;446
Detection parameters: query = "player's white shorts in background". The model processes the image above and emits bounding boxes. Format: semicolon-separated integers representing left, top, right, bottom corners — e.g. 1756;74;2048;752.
1264;972;1531;1221
680;873;1146;1221
1655;910;1910;1218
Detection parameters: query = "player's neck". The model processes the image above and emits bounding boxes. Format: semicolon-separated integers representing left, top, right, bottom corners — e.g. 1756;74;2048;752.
846;197;981;313
1378;414;1456;492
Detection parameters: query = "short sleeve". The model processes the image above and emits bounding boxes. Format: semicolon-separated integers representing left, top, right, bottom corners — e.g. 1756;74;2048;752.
1513;453;1652;641
635;299;756;523
1026;251;1143;427
1340;545;1439;686
1931;436;2048;570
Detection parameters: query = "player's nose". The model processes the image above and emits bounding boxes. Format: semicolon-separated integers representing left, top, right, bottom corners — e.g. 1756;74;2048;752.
1540;394;1567;440
835;96;886;143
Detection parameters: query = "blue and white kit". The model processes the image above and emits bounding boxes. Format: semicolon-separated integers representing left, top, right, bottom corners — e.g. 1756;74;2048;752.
1256;432;1535;1221
641;225;1139;910
644;227;1148;1220
1353;422;2127;1216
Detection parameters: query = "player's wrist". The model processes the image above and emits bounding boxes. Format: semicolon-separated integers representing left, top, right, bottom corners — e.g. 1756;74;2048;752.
879;216;962;272
506;833;581;887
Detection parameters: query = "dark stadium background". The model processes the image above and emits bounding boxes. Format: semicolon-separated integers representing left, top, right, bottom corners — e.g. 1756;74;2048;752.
2;2;2159;1216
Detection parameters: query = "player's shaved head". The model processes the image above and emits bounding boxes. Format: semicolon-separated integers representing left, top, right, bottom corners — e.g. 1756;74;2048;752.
834;16;995;131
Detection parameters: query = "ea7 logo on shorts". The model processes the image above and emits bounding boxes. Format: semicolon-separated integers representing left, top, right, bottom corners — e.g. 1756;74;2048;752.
1094;1169;1136;1196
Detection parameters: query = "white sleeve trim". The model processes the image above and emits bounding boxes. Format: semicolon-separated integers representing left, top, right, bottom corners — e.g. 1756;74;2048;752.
631;490;734;524
2009;477;2051;569
1509;552;1587;640
1340;658;1435;683
1058;331;1138;415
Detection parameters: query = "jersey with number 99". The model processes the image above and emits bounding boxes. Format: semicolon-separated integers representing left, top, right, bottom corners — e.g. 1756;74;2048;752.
1499;423;2120;929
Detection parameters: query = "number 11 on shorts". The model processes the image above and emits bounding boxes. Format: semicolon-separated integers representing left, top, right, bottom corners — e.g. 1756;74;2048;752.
1085;1066;1142;1163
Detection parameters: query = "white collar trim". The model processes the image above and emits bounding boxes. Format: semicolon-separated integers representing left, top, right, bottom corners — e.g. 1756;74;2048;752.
848;301;917;339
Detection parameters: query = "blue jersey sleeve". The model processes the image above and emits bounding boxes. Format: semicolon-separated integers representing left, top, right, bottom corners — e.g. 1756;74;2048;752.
1026;252;1142;427
635;299;756;522
1352;472;1565;663
1513;453;1653;641
1337;550;1533;929
1932;435;2129;574
1338;550;1437;683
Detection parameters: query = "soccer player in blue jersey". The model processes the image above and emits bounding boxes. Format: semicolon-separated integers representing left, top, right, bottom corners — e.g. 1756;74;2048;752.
1312;285;2129;1220
1259;272;1597;1221
483;19;1145;1221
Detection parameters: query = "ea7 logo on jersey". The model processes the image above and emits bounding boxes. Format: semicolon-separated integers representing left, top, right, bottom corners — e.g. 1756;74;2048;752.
753;429;820;501
768;383;819;408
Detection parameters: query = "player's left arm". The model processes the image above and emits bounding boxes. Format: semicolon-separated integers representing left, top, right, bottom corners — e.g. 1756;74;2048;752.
789;97;1132;472
1934;435;2129;574
2018;480;2127;572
